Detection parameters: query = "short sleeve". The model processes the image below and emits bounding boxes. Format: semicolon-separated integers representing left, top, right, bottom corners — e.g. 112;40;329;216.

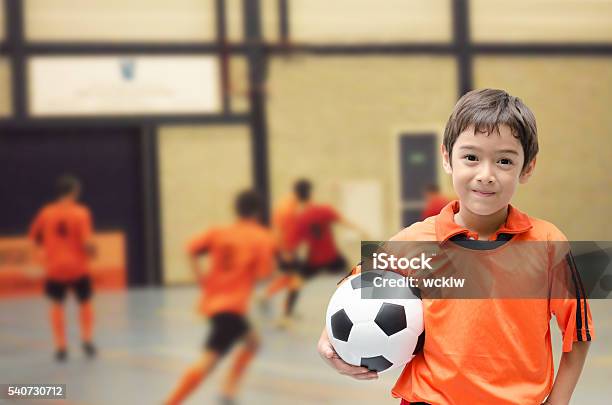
549;244;595;352
187;229;217;255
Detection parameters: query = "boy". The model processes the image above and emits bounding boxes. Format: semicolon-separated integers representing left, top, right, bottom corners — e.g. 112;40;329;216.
278;179;366;327
257;181;301;316
29;175;96;361
317;89;594;404
165;190;276;405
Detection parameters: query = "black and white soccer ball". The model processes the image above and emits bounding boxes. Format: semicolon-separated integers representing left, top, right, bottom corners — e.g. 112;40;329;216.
325;271;424;373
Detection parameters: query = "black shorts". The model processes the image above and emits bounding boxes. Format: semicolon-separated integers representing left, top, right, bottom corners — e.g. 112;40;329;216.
276;254;301;273
299;255;347;280
45;276;93;303
204;313;250;355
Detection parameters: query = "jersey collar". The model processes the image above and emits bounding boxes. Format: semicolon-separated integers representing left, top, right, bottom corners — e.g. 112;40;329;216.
435;200;533;242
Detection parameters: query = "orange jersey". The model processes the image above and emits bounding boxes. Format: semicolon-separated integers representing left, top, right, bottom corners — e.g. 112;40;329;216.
272;194;300;252
28;201;93;281
353;200;595;405
188;220;276;317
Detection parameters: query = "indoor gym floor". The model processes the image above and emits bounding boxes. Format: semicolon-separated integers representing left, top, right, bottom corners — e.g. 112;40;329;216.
0;275;610;405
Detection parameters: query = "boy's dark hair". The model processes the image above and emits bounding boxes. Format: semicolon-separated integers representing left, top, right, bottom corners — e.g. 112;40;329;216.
235;190;262;218
294;179;312;202
56;174;81;198
443;88;538;172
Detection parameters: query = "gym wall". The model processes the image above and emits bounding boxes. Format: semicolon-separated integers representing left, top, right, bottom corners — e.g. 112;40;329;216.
475;58;612;240
0;58;10;117
158;126;252;284
267;56;457;259
471;0;612;43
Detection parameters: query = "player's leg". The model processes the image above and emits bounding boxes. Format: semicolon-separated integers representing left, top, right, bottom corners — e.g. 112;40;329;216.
165;350;220;405
45;280;68;361
258;254;295;316
220;320;257;402
165;313;245;405
285;272;304;317
74;275;96;357
264;272;292;299
277;269;307;329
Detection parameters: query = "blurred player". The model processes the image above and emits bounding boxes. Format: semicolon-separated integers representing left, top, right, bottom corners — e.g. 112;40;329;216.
165;190;276;405
28;174;96;362
257;185;300;316
420;184;450;220
277;179;365;328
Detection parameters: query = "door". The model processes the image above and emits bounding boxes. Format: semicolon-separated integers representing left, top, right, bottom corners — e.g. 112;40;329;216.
0;127;146;286
399;133;438;227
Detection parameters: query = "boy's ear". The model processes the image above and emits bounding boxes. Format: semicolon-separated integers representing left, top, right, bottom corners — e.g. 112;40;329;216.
519;157;537;184
441;143;452;174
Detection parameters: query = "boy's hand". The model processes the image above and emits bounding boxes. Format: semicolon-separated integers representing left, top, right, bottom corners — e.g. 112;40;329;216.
317;328;378;380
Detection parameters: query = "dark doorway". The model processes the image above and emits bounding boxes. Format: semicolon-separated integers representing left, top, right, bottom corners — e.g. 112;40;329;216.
399;133;438;227
0;127;147;286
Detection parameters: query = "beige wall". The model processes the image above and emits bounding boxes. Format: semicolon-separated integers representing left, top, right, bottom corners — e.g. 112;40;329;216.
0;0;4;42
229;56;249;113
25;0;216;42
158;125;252;284
289;0;451;43
267;56;457;259
472;0;612;43
475;57;612;240
261;0;280;42
226;0;244;43
0;58;11;117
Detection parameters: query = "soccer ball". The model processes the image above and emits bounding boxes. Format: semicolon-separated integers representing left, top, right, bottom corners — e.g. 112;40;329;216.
325;271;424;373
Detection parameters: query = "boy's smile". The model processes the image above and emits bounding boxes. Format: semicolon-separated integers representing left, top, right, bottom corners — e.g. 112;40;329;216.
442;124;536;218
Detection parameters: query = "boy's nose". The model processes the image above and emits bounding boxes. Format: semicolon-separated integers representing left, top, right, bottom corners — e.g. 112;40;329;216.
476;165;496;184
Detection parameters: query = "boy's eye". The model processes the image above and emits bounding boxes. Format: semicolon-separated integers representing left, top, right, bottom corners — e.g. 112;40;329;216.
498;158;513;165
463;154;478;161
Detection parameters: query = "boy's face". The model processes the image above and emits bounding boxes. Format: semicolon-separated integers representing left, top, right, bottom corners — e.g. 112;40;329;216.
442;124;536;216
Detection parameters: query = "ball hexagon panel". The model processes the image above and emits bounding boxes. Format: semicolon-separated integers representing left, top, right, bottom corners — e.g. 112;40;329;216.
330;309;353;342
374;302;407;336
360;355;393;372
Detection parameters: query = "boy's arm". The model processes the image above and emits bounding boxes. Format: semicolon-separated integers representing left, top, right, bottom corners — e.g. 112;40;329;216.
189;255;207;283
81;209;95;257
547;246;595;404
27;211;46;275
543;341;590;405
186;230;215;284
336;215;369;239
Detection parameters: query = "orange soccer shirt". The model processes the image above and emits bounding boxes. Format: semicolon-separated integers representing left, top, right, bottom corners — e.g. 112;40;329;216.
188;219;276;317
28;201;93;281
354;200;595;405
272;194;300;252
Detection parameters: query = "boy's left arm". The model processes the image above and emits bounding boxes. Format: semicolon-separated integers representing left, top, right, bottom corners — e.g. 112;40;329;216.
543;341;590;405
547;247;596;405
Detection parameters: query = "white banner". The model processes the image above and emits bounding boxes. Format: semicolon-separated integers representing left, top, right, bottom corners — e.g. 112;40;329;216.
29;55;220;116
